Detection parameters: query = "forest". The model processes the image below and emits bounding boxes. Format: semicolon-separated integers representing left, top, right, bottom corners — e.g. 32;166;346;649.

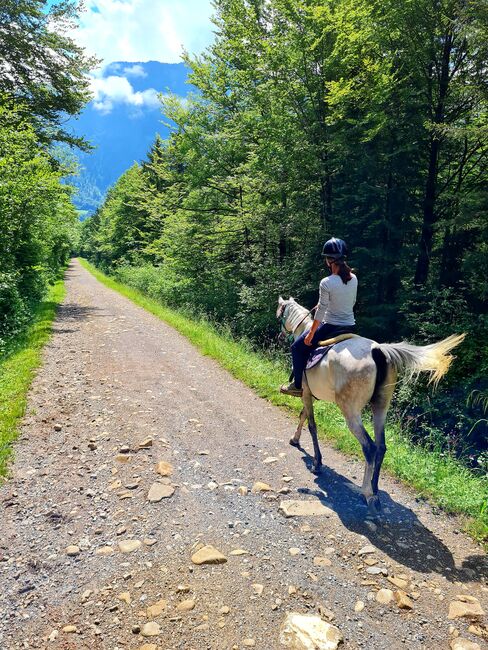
80;0;488;474
0;0;94;353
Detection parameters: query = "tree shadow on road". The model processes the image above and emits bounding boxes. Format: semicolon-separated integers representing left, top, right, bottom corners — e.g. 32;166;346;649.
295;447;488;584
52;302;102;334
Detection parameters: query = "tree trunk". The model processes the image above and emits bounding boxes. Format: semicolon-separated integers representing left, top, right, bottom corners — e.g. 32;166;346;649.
414;32;452;286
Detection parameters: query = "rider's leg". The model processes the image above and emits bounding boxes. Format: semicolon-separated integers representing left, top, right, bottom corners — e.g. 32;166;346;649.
291;333;308;389
290;324;340;390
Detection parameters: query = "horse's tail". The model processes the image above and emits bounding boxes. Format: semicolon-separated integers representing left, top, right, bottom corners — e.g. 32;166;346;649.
375;333;466;388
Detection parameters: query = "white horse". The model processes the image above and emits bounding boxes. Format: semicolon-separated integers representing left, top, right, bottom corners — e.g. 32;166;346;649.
277;296;465;513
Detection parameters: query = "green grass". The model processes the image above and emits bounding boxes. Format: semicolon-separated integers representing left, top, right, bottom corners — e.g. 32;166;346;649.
0;279;66;476
79;258;488;544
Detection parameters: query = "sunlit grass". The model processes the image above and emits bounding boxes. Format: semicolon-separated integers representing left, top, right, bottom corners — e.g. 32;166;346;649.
79;258;488;545
0;280;66;476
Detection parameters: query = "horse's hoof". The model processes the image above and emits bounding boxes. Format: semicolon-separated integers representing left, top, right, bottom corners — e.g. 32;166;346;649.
366;495;382;515
289;438;300;448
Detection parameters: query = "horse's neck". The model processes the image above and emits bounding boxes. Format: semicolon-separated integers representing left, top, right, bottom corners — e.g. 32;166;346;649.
287;304;312;339
294;319;312;339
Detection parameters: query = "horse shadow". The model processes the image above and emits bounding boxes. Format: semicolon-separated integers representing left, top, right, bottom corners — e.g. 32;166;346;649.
296;447;488;584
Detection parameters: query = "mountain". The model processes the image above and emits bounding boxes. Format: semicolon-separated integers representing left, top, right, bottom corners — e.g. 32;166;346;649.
68;61;191;215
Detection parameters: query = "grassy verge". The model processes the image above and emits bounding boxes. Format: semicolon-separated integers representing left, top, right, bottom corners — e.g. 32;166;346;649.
79;258;488;544
0;280;66;476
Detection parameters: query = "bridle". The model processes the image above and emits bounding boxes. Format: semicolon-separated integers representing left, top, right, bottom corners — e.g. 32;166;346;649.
278;303;315;343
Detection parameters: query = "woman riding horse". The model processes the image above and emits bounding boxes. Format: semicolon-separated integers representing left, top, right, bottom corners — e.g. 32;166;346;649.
280;237;358;397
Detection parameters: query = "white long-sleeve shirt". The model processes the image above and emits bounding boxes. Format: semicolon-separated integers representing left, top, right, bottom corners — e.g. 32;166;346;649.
315;273;357;326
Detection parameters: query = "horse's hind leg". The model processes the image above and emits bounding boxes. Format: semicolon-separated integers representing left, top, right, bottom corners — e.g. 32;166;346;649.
371;404;387;497
338;403;376;504
370;369;395;496
289;407;307;448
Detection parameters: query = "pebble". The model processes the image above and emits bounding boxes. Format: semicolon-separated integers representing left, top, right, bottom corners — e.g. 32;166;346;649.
394;590;413;610
289;547;301;556
238;486;249;496
62;625;77;633
279;500;333;517
448;595;485;620
96;546;114;556
65;545;80;556
388;576;409;589
358;545;376;556
156;460;174;476
137;645;157;650
450;639;481;650
252;584;264;596
376;589;394;605
366;566;387;576
147;482;175;502
243;639;256;647
354;601;365;613
176;599;195;612
280;612;343;649
118;592;131;605
147;599;167;618
313;556;332;567
141;622;160;637
118;539;142;553
251;481;272;493
468;624;488;638
191;545;227;565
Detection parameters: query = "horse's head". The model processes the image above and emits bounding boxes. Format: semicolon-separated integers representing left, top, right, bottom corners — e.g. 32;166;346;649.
277;296;308;340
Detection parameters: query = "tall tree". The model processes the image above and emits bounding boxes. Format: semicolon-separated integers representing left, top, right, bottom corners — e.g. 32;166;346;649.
0;0;97;148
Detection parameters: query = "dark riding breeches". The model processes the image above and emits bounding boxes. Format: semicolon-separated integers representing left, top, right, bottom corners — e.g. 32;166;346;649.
291;323;356;389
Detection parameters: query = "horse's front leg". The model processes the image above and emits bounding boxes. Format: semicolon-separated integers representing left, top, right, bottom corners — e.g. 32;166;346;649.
303;388;322;474
289;407;307;448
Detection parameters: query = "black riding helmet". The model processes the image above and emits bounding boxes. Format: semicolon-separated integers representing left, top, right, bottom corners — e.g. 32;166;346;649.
321;237;347;260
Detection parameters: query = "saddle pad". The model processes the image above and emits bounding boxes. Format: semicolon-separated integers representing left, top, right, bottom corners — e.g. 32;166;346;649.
306;344;333;370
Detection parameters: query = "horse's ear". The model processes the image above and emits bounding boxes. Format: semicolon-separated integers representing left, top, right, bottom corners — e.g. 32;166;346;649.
278;295;284;305
289;296;295;302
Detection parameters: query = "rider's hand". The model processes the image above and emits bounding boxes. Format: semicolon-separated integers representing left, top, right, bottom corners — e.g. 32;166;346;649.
304;331;314;346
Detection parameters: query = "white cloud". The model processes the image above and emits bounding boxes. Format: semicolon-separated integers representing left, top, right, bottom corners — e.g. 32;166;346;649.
77;0;215;65
123;64;147;77
90;74;160;113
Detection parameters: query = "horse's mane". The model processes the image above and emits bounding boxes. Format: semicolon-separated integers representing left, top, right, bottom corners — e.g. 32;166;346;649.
284;300;312;333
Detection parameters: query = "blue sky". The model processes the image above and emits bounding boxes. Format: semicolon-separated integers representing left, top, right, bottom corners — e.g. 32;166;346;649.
73;0;215;66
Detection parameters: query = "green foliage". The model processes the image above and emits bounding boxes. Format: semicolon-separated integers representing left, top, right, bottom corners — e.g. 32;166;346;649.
0;101;79;352
81;0;488;472
0;0;97;148
0;279;65;475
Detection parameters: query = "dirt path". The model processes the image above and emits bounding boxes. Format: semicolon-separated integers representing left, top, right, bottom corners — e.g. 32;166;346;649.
0;260;486;650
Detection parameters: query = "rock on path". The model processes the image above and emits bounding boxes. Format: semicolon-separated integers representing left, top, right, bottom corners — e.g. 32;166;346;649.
0;259;487;650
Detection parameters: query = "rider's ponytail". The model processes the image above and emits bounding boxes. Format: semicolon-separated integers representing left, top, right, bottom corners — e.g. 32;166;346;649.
327;257;353;284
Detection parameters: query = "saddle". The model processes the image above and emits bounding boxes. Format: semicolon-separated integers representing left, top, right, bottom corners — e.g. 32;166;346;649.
305;333;359;370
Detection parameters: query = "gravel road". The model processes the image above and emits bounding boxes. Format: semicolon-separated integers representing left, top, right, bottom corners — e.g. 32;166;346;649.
0;259;486;650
